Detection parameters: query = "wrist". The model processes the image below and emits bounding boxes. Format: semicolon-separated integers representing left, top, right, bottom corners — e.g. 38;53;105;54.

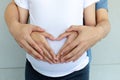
9;21;21;34
9;20;20;30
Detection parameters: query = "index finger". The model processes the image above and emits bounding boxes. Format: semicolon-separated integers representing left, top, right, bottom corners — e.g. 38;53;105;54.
60;38;79;57
26;36;42;53
58;32;78;56
43;41;56;60
57;34;73;58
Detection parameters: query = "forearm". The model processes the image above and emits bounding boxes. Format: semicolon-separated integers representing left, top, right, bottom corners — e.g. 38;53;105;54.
96;9;111;40
96;20;110;39
5;1;20;31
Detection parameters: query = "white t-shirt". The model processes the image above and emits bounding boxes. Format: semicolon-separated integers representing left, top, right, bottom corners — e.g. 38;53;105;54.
15;0;99;77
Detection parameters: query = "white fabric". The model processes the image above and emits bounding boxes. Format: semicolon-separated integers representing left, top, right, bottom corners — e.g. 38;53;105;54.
14;0;29;9
15;0;99;77
84;0;99;8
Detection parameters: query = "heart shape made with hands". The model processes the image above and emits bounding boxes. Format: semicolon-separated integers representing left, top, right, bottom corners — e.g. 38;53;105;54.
47;37;67;54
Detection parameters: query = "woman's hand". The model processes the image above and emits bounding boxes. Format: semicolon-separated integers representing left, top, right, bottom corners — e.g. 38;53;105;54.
31;31;57;64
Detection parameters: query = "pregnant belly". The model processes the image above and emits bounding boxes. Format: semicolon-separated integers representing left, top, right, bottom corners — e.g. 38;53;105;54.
47;38;67;54
26;51;88;77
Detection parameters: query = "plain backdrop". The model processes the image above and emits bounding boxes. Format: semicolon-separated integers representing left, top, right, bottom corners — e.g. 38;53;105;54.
0;0;120;80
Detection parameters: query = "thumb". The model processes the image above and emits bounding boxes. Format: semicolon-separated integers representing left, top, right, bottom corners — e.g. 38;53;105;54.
42;32;55;40
56;32;71;40
32;26;45;32
66;26;81;32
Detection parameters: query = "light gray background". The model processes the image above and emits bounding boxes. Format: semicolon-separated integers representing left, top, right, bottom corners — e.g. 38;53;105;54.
0;0;120;80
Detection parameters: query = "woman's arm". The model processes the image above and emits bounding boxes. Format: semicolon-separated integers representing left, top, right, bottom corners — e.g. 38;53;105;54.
11;1;56;63
5;0;19;30
4;0;44;60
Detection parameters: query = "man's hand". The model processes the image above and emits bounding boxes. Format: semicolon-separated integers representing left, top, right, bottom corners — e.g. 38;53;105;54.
56;31;78;62
56;25;101;62
31;32;57;64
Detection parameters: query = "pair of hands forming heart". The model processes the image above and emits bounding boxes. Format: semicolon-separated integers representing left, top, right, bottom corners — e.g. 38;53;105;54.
31;25;99;64
31;27;78;64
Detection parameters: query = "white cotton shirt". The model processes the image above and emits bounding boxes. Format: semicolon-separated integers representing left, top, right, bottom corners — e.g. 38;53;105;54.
15;0;99;77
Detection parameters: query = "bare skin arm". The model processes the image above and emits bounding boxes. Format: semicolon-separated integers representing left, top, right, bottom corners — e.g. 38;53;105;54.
96;9;110;39
56;7;110;63
56;4;97;62
5;1;110;63
5;0;19;30
4;1;56;63
5;1;44;59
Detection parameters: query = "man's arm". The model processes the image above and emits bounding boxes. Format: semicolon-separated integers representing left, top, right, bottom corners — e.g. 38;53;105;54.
95;0;110;39
57;4;110;62
57;3;97;62
96;9;110;39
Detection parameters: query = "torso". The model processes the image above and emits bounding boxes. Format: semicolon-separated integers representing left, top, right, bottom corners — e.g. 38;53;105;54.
26;0;89;77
